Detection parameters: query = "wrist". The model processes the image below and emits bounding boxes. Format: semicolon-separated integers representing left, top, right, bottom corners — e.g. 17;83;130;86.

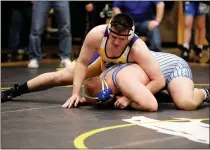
127;101;134;109
129;101;134;106
72;89;80;96
155;19;160;24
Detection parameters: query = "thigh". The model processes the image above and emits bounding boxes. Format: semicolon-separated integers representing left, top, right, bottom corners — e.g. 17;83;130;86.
135;21;149;35
11;9;23;24
165;59;193;86
184;15;194;28
195;15;206;29
31;1;51;33
167;77;194;106
53;1;70;30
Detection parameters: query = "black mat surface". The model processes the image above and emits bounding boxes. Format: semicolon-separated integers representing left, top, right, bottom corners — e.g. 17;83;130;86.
1;63;209;149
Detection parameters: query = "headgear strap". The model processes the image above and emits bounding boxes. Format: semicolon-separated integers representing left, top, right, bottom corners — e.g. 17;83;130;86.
83;77;113;103
108;17;135;40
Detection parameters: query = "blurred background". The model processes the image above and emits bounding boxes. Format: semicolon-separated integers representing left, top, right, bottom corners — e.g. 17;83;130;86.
1;1;209;64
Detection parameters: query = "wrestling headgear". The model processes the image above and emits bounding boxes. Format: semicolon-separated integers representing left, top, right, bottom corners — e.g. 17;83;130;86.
108;14;135;40
83;77;114;103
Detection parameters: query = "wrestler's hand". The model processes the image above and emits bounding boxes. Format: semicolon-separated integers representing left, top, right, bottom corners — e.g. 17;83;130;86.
85;3;94;12
114;96;132;109
80;97;87;104
62;94;81;108
148;20;159;31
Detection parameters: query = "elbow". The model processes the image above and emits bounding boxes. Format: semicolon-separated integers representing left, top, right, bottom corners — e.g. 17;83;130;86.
148;105;158;112
158;1;165;8
148;101;158;112
160;75;166;89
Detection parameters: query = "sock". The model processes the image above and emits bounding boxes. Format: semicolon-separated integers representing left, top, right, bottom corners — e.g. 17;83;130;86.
19;82;30;94
183;43;189;49
13;82;30;98
197;45;203;49
200;89;207;100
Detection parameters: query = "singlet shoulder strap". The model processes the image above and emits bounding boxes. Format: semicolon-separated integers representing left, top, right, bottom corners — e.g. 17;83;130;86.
104;25;109;37
100;64;120;78
128;34;139;48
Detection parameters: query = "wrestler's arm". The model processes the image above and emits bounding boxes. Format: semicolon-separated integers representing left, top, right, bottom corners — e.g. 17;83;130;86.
115;95;155;111
129;40;165;94
107;66;157;111
112;1;122;15
155;1;165;23
72;26;103;97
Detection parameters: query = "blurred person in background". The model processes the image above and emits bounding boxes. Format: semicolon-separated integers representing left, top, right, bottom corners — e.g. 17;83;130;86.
204;2;210;50
28;1;72;68
112;1;165;52
180;1;208;62
204;1;210;63
7;1;33;61
83;1;112;42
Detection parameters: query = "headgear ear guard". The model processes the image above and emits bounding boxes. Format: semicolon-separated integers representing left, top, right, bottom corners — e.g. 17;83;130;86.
83;77;113;103
97;78;113;103
108;16;135;40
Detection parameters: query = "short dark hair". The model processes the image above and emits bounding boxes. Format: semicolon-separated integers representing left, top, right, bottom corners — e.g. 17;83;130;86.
110;13;134;33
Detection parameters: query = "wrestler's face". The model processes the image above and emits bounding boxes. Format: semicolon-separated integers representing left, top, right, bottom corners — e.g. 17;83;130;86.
109;27;130;47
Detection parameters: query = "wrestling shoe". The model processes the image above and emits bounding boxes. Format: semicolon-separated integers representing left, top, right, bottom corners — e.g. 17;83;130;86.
60;58;72;68
180;46;190;61
203;88;210;103
1;84;21;102
28;59;39;68
193;46;202;63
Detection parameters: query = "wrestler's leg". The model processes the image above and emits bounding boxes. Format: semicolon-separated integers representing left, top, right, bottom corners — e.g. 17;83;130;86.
168;77;206;110
27;64;74;92
28;57;102;91
1;55;102;101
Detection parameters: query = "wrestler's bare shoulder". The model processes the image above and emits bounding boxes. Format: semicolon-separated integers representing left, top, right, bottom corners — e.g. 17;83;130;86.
132;38;147;51
87;24;107;39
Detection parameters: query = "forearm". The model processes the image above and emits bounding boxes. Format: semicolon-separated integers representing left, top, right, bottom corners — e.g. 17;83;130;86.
156;2;165;23
130;101;155;112
121;96;157;112
146;77;165;94
72;62;88;95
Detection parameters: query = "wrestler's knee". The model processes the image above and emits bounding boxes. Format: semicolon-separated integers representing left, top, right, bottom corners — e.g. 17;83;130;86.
59;24;71;37
168;78;197;110
133;95;158;112
174;98;198;110
53;68;74;85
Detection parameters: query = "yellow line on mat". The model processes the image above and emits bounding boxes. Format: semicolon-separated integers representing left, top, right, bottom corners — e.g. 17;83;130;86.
74;118;209;149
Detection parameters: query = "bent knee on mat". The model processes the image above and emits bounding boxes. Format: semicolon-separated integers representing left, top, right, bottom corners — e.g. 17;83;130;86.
133;96;158;112
53;69;73;85
174;99;198;110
